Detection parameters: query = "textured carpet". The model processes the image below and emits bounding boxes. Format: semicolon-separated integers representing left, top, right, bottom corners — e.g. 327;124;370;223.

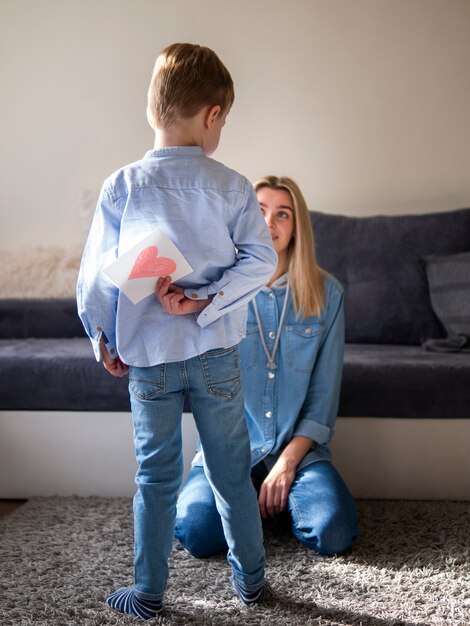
0;498;469;626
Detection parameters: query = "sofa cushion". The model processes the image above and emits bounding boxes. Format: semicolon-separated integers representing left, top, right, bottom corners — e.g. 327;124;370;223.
421;251;470;352
340;343;470;418
0;338;192;413
311;207;470;345
0;338;130;411
0;299;85;339
1;339;468;418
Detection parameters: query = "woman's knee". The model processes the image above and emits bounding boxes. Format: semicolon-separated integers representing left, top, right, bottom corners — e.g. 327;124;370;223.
293;512;358;555
175;501;226;558
289;461;359;555
175;467;227;558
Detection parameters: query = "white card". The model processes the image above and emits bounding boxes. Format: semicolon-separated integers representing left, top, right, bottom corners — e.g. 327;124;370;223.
103;228;193;304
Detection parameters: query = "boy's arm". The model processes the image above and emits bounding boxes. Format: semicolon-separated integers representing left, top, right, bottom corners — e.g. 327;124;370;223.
100;338;129;377
184;179;277;327
155;277;212;315
77;183;120;362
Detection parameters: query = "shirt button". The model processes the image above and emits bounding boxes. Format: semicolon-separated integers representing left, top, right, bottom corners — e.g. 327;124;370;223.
218;290;224;296
191;293;198;299
268;372;275;379
265;411;272;418
268;331;276;339
97;326;102;332
306;327;312;334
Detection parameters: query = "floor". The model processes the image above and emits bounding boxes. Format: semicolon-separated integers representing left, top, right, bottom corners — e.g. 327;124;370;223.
0;499;27;519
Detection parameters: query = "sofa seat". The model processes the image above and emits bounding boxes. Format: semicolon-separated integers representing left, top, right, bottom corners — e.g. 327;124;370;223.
341;344;470;418
0;338;131;412
1;338;469;419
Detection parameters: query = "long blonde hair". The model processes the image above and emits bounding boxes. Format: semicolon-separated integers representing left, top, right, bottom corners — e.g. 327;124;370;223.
254;176;325;318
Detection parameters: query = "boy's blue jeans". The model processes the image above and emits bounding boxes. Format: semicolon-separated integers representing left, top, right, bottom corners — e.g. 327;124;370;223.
128;345;265;600
176;460;359;558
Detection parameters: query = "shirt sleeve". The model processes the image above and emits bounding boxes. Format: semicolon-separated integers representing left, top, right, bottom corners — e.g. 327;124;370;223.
184;179;278;328
76;182;121;361
293;280;345;445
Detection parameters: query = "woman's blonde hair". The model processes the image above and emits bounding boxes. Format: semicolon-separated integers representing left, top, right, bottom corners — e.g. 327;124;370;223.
254;176;325;318
147;43;234;130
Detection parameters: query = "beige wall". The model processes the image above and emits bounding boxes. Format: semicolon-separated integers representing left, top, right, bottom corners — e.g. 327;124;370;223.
1;0;470;247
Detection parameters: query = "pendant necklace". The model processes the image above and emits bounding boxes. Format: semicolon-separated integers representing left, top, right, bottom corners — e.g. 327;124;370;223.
252;282;290;370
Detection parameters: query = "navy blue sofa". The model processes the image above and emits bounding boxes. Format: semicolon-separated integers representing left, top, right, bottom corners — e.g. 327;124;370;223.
1;207;469;418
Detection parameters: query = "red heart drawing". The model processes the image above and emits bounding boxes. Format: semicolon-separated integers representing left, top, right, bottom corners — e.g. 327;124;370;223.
128;246;177;280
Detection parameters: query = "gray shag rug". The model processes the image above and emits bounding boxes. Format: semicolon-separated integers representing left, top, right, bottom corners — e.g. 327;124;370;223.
1;498;469;626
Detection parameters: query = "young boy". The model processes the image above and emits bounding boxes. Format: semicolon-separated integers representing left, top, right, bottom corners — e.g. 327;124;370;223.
77;43;277;619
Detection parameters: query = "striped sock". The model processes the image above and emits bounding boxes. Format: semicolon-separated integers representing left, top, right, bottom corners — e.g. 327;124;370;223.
231;577;266;606
106;587;162;620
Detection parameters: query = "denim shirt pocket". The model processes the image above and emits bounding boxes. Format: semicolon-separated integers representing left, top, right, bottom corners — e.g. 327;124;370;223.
286;322;324;372
239;324;260;371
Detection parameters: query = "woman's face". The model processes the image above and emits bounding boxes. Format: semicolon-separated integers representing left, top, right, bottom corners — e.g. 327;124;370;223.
257;187;295;257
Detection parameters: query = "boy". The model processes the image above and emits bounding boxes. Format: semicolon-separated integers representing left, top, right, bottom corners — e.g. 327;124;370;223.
77;43;277;619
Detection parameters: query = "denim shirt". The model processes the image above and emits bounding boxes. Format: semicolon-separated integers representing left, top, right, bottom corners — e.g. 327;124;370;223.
77;147;277;366
194;273;344;470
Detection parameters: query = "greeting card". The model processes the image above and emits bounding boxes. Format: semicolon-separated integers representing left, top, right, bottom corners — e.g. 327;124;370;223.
103;228;193;304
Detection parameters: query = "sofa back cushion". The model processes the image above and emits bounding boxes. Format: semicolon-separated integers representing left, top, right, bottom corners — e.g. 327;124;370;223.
311;207;470;344
0;245;84;338
0;299;85;338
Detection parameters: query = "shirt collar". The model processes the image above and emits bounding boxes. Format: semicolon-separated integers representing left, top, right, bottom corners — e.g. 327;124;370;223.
261;273;288;292
144;146;204;158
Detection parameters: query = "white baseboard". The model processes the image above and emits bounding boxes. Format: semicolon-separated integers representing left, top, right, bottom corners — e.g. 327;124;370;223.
1;412;468;500
0;411;198;498
331;417;470;500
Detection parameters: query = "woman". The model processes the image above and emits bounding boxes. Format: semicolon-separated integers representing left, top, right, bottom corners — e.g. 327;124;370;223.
175;176;358;557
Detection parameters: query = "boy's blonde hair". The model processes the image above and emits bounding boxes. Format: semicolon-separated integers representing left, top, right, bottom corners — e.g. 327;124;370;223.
147;43;234;130
254;176;325;318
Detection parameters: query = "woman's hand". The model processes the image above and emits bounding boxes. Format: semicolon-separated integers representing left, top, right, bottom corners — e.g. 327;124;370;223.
258;435;315;518
155;276;211;315
258;457;296;519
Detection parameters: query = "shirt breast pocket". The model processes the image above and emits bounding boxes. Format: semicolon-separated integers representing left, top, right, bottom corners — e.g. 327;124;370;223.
286;323;324;372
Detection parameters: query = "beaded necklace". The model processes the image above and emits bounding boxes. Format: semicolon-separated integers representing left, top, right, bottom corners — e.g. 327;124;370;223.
252;282;290;370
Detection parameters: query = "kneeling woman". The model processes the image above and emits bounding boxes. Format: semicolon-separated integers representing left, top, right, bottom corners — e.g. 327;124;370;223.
176;176;359;557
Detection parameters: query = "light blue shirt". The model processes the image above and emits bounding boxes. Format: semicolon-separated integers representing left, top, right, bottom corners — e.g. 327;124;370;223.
194;273;344;470
77;146;277;366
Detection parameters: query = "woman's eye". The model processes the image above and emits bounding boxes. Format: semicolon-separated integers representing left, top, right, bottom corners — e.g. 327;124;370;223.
278;211;290;219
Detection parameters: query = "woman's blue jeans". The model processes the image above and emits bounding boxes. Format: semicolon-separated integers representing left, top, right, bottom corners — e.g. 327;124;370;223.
129;346;265;600
176;459;359;558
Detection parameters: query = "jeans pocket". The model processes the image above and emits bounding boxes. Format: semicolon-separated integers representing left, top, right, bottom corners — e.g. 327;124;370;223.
200;346;241;399
128;364;166;400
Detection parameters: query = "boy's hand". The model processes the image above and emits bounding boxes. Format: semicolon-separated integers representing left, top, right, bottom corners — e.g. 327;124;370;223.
156;276;211;315
99;338;129;377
